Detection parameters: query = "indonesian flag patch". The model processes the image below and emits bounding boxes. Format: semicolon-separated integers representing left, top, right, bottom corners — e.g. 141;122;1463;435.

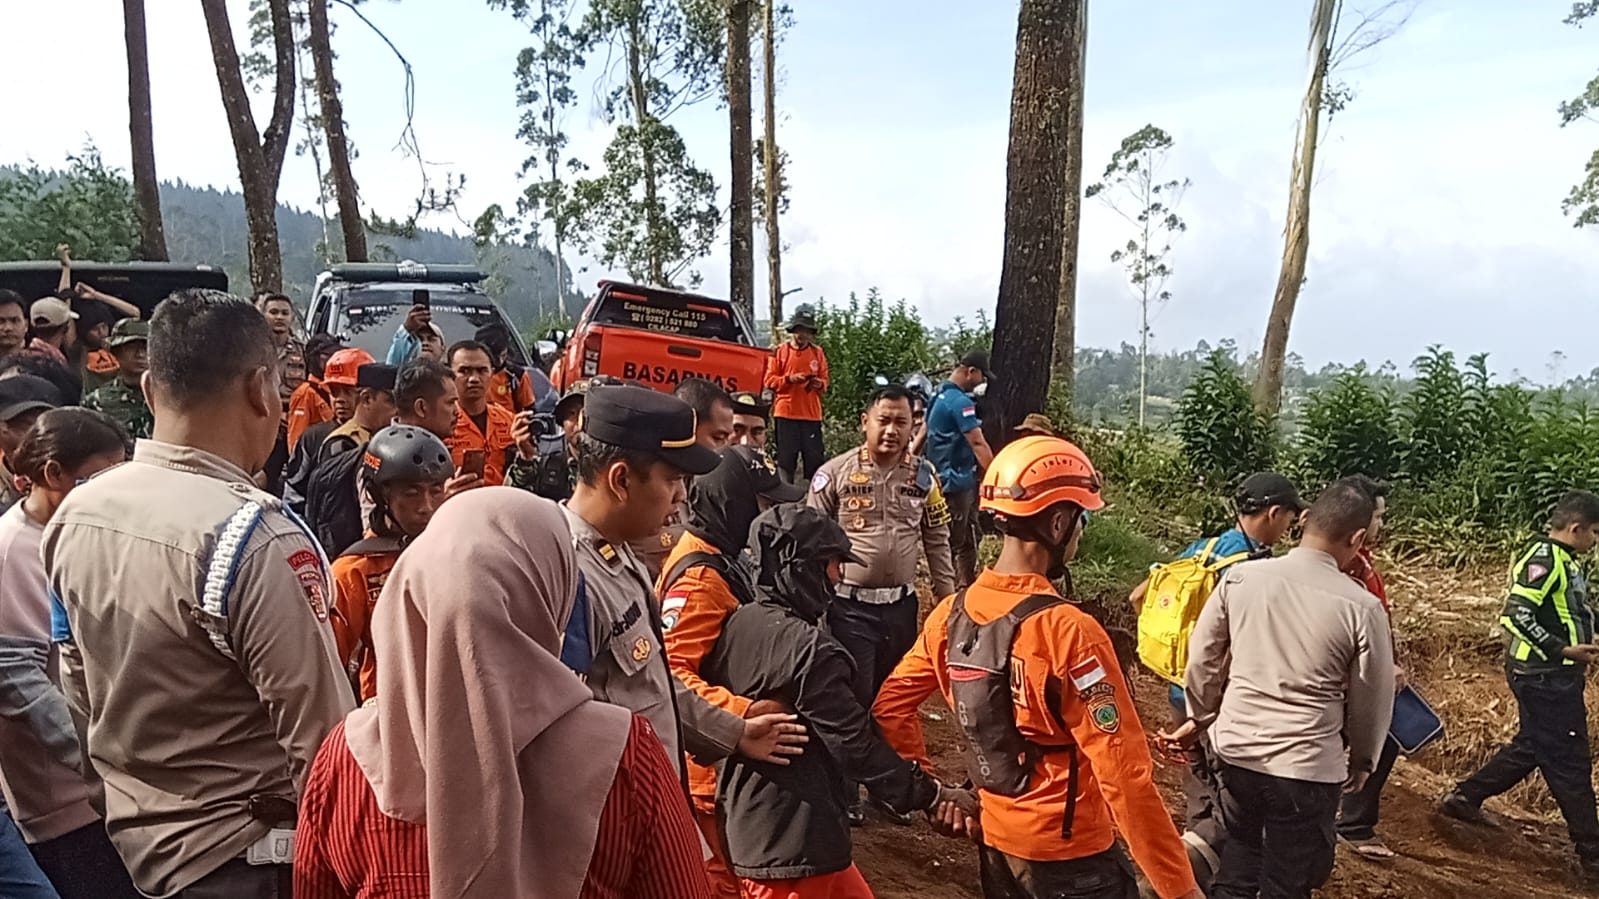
1069;655;1107;691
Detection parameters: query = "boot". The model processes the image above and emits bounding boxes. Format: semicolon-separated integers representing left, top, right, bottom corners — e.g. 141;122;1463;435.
1438;791;1494;827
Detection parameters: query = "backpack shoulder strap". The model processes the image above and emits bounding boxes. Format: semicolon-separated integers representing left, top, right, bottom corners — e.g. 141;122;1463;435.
1006;592;1066;624
662;550;727;596
341;535;404;558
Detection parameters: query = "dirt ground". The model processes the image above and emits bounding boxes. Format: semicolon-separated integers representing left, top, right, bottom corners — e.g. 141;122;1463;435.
849;564;1599;898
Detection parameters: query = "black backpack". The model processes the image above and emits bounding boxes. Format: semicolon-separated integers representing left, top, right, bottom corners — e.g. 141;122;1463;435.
305;439;367;557
947;590;1067;796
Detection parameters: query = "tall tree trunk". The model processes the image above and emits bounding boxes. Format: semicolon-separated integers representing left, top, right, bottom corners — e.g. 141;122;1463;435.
123;0;167;262
1050;0;1087;408
726;0;756;320
200;0;295;294
626;17;665;285
1255;0;1335;415
990;0;1082;444
544;14;568;318
308;0;368;262
761;0;783;345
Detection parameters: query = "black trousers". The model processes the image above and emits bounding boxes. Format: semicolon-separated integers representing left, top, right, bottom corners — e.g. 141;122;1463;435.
947;488;980;588
1167;689;1228;857
28;821;140;899
172;860;293;898
1213;763;1342;899
774;417;825;482
826;592;920;706
1456;668;1599;862
1337;736;1399;841
978;844;1139;899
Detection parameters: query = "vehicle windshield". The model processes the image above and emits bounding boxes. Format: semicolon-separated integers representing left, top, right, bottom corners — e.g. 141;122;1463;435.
332;288;530;367
592;288;744;342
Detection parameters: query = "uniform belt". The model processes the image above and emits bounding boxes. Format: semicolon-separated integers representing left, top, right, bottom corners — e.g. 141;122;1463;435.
839;584;914;605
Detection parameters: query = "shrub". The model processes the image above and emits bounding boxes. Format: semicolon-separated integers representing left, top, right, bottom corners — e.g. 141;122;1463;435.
1174;350;1275;485
1399;346;1470;486
811;290;938;455
1296;368;1400;485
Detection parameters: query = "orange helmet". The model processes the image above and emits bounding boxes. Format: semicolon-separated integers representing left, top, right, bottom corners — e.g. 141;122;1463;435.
979;435;1105;518
322;348;375;387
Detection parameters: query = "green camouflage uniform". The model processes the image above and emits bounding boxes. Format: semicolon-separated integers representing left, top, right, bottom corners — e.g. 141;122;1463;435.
85;379;154;440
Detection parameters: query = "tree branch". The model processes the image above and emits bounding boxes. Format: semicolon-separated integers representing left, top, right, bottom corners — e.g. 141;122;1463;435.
262;0;297;179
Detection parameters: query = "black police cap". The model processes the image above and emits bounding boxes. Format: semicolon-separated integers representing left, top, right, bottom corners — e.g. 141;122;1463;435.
582;383;720;475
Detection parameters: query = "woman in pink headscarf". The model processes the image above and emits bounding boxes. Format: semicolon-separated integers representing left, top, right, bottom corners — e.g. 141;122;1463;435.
294;488;712;899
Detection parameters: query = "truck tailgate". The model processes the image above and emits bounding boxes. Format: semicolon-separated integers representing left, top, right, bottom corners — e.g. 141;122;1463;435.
594;326;769;395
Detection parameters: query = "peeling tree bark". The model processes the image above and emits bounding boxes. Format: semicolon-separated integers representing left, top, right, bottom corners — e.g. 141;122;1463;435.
123;0;167;261
991;0;1084;443
761;0;783;342
726;0;755;320
200;0;296;294
1255;0;1336;415
308;0;368;262
1050;0;1088;409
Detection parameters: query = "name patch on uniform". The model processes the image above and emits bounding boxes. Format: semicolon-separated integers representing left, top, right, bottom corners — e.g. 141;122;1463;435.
1069;655;1107;691
608;601;643;638
811;470;831;494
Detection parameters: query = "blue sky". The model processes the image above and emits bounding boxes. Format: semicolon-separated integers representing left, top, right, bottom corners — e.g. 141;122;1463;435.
1;0;1595;379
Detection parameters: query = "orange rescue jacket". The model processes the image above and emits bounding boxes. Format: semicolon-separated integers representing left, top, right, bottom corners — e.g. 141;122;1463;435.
658;532;751;808
762;341;829;422
287;378;334;450
445;403;517;487
489;368;536;414
329;540;400;702
873;569;1196;898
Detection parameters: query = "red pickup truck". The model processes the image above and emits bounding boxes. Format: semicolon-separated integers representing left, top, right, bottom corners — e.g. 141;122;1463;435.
550;281;771;396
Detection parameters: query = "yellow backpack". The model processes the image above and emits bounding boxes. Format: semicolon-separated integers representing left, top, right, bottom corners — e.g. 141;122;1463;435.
1136;538;1255;685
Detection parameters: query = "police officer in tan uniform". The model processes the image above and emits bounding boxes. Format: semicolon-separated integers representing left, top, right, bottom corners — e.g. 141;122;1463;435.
42;290;353;899
628;377;736;579
561;383;806;785
810;384;957;708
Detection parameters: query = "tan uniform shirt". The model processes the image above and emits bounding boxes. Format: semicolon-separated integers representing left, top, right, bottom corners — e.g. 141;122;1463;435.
42;440;354;896
562;505;744;778
1185;547;1395;784
809;446;958;599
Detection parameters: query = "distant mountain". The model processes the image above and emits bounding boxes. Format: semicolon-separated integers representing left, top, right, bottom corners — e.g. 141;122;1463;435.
158;180;575;331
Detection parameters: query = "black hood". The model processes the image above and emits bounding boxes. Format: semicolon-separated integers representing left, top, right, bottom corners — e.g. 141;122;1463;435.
687;447;769;555
747;505;863;624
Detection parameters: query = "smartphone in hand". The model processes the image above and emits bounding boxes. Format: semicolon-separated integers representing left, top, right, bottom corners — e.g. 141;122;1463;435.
412;288;431;309
460;449;487;479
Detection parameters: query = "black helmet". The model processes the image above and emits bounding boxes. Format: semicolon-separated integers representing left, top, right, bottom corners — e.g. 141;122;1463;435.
364;425;454;486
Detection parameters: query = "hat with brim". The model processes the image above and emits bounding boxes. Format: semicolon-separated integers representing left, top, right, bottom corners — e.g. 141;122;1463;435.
728;445;805;504
784;305;819;334
30;297;77;328
107;319;150;349
555;380;591;423
0;374;63;422
582;383;721;476
729;390;770;417
1237;471;1307;513
1013;413;1055;435
958;349;992;380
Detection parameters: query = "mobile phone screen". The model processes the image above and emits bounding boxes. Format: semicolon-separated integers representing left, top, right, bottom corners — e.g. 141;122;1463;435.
461;450;486;478
412;289;430;309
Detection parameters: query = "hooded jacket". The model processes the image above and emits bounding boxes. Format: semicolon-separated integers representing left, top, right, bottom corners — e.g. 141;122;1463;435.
700;505;938;880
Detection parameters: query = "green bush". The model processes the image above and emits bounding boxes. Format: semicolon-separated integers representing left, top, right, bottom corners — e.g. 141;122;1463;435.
1296;369;1400;485
1174;350;1275;485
